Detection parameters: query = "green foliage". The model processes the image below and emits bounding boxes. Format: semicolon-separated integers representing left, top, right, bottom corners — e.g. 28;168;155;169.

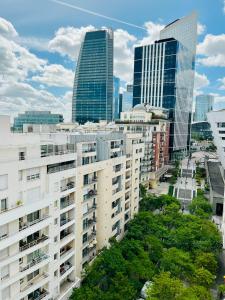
188;195;213;219
71;191;222;300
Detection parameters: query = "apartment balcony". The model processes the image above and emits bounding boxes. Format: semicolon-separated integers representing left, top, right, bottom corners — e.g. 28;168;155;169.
60;262;73;276
32;289;49;300
60;246;74;261
60;218;72;227
19;215;49;232
83;190;97;202
84;177;98;186
60;198;74;210
82;147;96;154
19;235;48;252
57;277;80;300
60;181;75;192
20;253;49;272
20;273;49;293
114;166;122;172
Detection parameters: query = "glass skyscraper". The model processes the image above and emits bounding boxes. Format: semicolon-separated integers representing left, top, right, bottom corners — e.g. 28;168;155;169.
13;111;64;132
72;29;113;124
133;13;197;157
113;76;120;120
195;94;214;122
122;84;133;112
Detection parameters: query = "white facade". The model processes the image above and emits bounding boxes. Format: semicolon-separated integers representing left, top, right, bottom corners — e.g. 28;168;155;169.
0;116;144;300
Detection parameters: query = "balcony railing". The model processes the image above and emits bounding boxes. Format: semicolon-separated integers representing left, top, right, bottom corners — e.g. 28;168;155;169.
33;290;49;300
20;254;49;272
83;177;97;186
60;200;74;209
19;215;49;231
60;218;72;226
60;181;75;192
60;230;73;240
19;235;48;252
60;262;73;276
20;273;48;292
82;148;96;153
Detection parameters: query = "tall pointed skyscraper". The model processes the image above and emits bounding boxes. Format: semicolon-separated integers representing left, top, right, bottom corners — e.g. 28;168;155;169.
72;29;113;124
133;13;197;159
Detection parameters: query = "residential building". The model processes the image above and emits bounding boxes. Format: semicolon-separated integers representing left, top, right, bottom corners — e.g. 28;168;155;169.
133;12;197;159
72;29;114;124
195;95;214;122
117;104;170;188
207;110;225;245
122;84;133;113
113;76;120;120
13;111;64;132
0;115;143;300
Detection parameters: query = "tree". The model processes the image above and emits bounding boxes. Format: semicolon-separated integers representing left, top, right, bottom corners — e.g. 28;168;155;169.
160;248;194;279
189;196;212;219
195;252;218;274
192;268;215;287
146;272;185;300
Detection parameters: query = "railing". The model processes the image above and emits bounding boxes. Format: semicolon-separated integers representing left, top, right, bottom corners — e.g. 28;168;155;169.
20;273;48;292
60;247;73;258
60;200;74;209
60;230;72;240
60;181;75;192
60;219;71;226
0;202;23;214
82;148;96;153
84;177;97;185
0;233;8;240
60;263;72;276
19;235;48;252
20;254;49;272
34;290;49;300
19;215;49;231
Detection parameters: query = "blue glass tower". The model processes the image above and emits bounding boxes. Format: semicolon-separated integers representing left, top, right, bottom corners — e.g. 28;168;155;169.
133;13;197;157
113;76;120;120
72;29;113;124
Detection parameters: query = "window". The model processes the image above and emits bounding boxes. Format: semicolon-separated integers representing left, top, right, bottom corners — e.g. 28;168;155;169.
27;270;39;282
83;233;88;244
19;148;26;161
217;122;225;128
26;168;40;181
219;130;225;134
54;236;58;243
54;218;58;225
54;253;57;260
0;198;7;212
0;225;8;239
0;175;8;191
54;270;58;277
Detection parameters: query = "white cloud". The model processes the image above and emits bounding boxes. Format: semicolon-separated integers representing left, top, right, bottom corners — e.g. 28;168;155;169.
218;77;225;90
139;21;164;45
197;34;225;67
0;17;18;39
0;35;46;82
197;22;206;35
194;72;210;95
48;25;95;59
114;29;137;82
32;64;74;88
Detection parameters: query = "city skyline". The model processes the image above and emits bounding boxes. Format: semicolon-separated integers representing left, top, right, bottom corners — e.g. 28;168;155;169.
0;0;225;121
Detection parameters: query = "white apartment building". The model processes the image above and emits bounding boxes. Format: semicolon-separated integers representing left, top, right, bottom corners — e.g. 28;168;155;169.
0;116;143;300
117;105;170;188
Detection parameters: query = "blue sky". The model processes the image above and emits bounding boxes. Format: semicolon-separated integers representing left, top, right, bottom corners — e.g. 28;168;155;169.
0;0;225;121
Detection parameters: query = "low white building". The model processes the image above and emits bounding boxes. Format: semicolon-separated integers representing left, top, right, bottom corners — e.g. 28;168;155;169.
0;116;144;300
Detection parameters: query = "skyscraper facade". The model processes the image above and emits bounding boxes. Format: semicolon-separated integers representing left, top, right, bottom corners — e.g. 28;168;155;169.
72;29;113;124
122;84;133;112
195;94;214;122
13;111;64;132
133;13;197;157
113;76;120;120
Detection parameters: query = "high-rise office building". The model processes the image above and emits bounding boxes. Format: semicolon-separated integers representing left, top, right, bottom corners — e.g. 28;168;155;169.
13;111;64;132
195;94;214;122
72;29;113;124
113;76;120;120
133;13;197;158
122;85;133;113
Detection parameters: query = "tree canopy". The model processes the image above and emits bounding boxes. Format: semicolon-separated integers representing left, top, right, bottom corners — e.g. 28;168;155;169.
70;188;221;300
